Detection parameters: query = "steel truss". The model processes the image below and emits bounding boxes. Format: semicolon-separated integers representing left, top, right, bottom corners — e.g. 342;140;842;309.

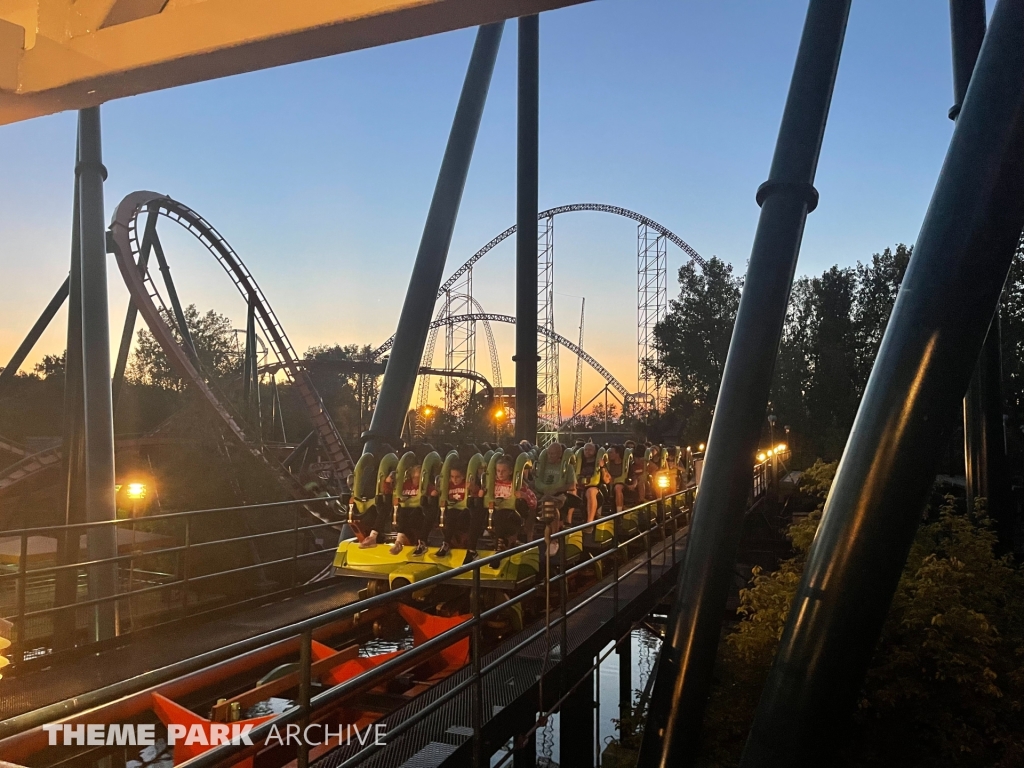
638;223;668;411
374;203;706;434
537;215;560;444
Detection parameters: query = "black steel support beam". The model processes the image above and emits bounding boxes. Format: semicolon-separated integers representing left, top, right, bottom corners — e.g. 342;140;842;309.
948;0;987;121
151;230;198;364
515;14;540;443
952;0;1016;551
363;23;504;454
638;2;851;765
0;277;69;393
740;1;1024;764
53;174;85;650
77;107;119;641
560;667;595;768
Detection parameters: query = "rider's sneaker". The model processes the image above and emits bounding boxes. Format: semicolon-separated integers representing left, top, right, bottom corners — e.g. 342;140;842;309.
412;541;428;557
490;539;507;569
437;541;451;558
463;549;478;565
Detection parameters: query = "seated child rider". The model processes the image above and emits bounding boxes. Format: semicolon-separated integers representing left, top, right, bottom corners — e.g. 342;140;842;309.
492;455;537;552
439;460;486;563
390;464;439;557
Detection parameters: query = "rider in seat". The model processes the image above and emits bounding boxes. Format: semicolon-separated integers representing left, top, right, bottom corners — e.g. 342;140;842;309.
575;442;604;523
532;443;580;551
390;448;442;557
438;454;487;563
602;444;634;513
490;454;533;552
355;448;398;549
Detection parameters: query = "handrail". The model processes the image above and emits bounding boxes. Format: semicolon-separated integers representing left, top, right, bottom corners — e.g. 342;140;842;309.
0;498;343;663
0;495;343;539
0;489;692;747
161;491;697;768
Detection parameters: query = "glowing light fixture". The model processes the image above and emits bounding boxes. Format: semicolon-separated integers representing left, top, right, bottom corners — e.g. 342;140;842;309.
126;482;147;500
698;443;706;451
776;443;787;453
657;474;670;489
757;452;767;462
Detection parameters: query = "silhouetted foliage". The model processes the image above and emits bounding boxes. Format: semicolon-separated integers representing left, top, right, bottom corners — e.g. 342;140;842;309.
696;466;1024;767
649;256;742;445
653;245;913;462
127;304;237;389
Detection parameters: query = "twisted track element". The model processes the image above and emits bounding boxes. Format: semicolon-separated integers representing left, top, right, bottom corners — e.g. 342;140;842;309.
375;313;629;398
109;192;353;477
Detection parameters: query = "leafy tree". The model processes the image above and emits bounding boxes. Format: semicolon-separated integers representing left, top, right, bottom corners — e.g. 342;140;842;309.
651;256;742;444
999;240;1024;443
804;266;860;460
696;466;1024;767
127;304;238;390
33;351;66;380
300;343;378;436
853;244;912;384
654;245;913;463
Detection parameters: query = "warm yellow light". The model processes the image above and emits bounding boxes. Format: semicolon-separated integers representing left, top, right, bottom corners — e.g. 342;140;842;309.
757;453;767;462
766;449;773;457
657;474;670;489
776;443;787;453
126;482;147;500
422;407;433;417
494;408;505;420
698;443;705;451
0;623;9;680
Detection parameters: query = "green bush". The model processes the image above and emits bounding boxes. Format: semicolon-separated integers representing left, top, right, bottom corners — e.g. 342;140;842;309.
697;464;1024;767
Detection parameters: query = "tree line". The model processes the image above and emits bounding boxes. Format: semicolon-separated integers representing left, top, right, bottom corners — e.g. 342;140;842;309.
651;240;1024;470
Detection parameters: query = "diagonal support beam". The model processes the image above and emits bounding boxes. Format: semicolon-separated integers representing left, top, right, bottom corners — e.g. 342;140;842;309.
364;22;503;454
638;2;852;765
740;0;1024;763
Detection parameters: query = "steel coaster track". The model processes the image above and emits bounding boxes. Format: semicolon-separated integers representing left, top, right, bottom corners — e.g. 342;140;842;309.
379;204;700;408
416;294;503;412
438;203;707;298
109;191;353;497
376;313;630;398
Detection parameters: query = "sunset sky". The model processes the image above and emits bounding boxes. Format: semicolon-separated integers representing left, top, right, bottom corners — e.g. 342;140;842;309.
0;0;973;413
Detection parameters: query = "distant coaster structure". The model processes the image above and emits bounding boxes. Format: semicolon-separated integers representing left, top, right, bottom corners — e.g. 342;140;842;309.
376;203;706;437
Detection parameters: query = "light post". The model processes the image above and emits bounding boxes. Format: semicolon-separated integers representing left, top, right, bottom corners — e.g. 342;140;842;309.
123;481;148;632
492;407;506;443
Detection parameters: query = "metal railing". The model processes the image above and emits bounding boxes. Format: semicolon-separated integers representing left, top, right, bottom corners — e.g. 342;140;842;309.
0;496;343;662
752;447;792;504
175;488;694;768
0;487;694;768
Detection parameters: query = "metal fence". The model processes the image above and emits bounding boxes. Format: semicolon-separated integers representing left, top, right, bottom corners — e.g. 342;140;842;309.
2;489;694;768
0;496;343;662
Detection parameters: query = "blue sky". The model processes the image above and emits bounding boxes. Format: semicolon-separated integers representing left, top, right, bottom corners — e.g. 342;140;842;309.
0;0;971;411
